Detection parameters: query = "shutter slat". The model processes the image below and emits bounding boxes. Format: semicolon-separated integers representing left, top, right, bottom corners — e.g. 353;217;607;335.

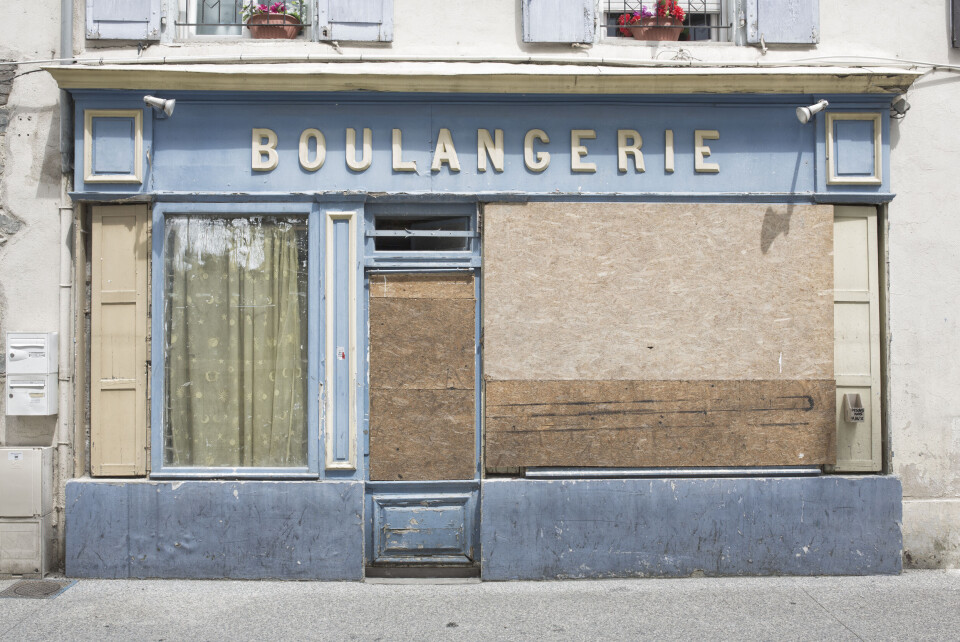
522;0;595;44
91;205;148;477
746;0;819;45
86;0;161;40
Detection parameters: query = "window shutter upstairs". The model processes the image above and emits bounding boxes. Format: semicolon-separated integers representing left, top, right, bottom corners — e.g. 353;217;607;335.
319;0;394;42
86;0;161;40
953;0;960;48
746;0;819;45
522;0;595;43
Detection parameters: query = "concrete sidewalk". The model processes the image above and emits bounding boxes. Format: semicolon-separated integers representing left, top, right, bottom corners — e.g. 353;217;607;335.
1;570;959;641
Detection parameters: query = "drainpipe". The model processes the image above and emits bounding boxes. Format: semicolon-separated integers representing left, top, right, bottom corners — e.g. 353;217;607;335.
56;0;75;569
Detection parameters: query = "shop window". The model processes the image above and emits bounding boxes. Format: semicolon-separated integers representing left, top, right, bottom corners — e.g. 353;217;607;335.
161;215;309;468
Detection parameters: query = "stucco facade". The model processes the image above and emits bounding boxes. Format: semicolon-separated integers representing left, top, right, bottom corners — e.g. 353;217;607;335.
0;0;958;575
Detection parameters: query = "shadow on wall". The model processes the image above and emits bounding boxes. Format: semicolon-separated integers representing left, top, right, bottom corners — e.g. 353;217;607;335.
760;205;793;254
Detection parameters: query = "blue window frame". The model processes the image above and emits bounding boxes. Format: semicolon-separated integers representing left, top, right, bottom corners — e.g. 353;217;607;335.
151;201;321;478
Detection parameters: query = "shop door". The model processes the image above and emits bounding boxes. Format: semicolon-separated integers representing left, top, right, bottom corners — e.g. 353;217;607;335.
366;271;479;567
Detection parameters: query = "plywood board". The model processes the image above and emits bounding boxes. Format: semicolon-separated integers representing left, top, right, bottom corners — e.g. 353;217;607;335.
370;389;476;481
369;273;477;481
370;273;474;299
483;203;834;381
369;298;475;390
485;379;836;469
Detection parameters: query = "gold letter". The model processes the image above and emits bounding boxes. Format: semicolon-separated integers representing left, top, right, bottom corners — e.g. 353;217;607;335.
346;127;372;172
694;130;720;173
664;129;675;174
299;128;326;172
478;129;504;173
252;128;278;172
392;129;417;172
571;129;597;173
524;129;550;172
431;128;461;172
617;129;644;173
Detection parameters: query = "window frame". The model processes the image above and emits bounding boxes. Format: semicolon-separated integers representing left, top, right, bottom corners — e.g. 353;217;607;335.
150;201;322;479
363;202;481;270
171;0;311;41
600;0;739;44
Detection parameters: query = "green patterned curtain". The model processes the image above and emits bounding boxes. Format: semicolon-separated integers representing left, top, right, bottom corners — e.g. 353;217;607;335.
164;216;307;467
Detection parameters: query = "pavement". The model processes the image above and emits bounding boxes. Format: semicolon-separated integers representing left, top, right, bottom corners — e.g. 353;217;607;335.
1;570;959;641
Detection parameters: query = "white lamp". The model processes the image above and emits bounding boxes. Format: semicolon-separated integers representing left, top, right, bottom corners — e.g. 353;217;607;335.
796;99;828;124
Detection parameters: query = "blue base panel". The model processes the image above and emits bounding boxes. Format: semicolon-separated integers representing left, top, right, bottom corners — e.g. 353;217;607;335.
480;476;903;580
65;480;364;580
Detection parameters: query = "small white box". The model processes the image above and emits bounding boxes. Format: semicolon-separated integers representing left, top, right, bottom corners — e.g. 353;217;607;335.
0;515;54;577
0;447;54;517
5;332;58;375
5;374;59;416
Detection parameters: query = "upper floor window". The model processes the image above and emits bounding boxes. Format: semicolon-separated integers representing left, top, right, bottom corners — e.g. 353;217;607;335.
603;1;730;42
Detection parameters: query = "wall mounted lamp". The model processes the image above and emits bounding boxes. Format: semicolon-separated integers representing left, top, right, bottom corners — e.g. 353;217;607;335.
143;95;176;118
891;95;911;119
796;99;829;124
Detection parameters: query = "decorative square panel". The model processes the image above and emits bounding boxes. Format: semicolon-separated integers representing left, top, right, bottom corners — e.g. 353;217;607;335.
826;113;882;185
372;494;474;564
83;109;143;184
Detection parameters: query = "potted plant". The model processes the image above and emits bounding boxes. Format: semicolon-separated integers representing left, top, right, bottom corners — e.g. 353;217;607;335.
618;1;685;41
243;2;303;39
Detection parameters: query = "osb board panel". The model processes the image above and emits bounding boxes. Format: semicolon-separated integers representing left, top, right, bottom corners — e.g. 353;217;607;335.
369;298;475;390
485;379;836;469
370;389;476;481
483;202;834;381
370;273;475;299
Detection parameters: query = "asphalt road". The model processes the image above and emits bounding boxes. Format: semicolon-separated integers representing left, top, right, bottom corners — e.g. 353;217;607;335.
2;570;959;641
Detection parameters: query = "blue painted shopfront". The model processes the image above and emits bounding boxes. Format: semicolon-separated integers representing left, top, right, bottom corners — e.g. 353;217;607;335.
65;90;901;579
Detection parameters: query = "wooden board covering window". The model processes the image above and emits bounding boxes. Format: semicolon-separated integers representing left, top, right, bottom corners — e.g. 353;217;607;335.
90;205;148;476
483;202;836;469
368;273;476;481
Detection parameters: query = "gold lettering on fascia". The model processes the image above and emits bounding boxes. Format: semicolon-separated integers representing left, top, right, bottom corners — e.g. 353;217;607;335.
251;128;720;174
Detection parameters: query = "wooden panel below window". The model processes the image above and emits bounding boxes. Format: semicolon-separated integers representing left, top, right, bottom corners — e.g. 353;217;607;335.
370;389;475;481
369;273;476;481
485;379;836;470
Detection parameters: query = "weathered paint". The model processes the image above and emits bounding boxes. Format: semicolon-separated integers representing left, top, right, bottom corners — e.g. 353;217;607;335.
65;480;364;579
480;476;902;580
69;91;892;200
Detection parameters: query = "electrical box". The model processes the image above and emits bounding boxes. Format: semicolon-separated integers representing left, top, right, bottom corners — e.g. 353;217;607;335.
5;374;59;416
0;448;54;517
0;447;54;577
0;515;54;577
5;332;58;375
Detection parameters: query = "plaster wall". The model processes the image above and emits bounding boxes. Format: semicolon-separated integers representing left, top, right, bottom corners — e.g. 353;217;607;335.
0;0;70;574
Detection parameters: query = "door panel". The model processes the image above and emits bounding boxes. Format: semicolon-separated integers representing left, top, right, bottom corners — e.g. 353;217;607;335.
368;273;476;481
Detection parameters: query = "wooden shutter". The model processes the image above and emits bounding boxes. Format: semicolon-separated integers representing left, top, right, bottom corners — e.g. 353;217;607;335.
746;0;819;45
522;0;595;43
954;0;960;47
319;0;394;42
829;206;882;472
90;205;148;476
86;0;161;40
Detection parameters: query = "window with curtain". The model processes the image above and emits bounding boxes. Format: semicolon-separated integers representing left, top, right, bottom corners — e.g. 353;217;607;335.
163;215;308;468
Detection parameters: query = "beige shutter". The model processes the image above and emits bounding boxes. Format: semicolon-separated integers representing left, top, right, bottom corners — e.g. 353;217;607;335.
830;206;882;472
90;205;148;476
